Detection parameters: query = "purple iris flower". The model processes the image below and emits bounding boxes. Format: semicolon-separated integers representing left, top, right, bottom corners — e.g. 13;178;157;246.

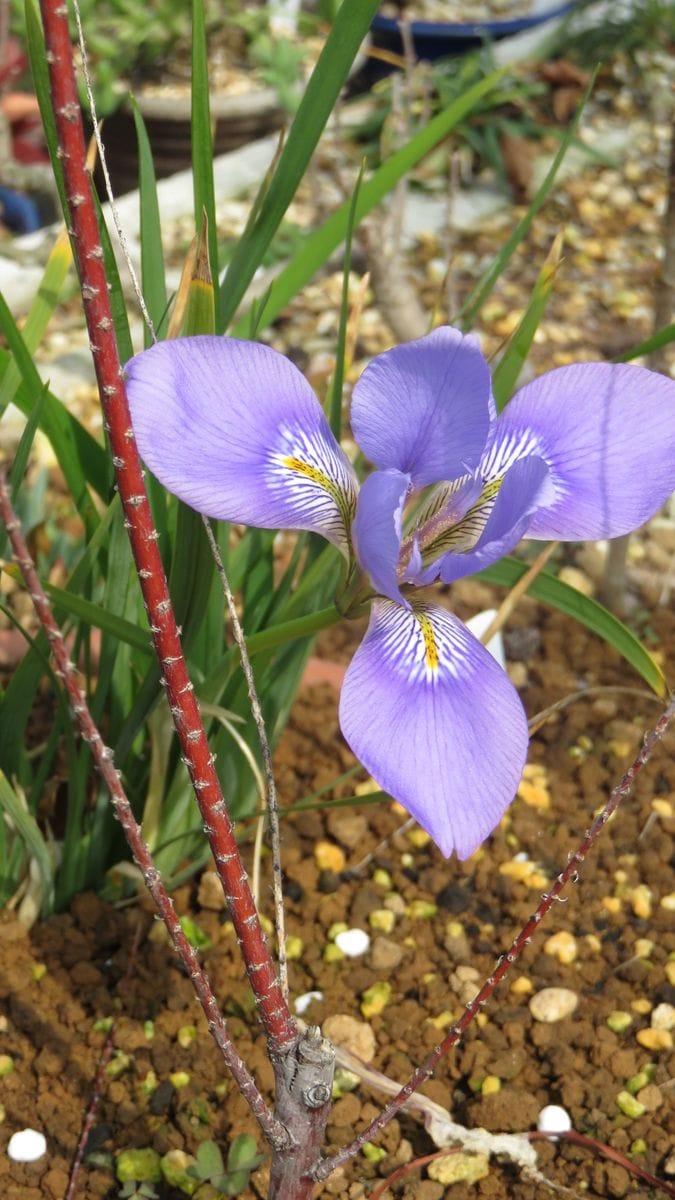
125;327;675;859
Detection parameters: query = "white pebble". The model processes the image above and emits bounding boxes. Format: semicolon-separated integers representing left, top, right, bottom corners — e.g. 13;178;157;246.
529;987;578;1023
294;991;324;1015
537;1105;572;1136
335;928;371;957
651;1003;675;1032
7;1128;47;1162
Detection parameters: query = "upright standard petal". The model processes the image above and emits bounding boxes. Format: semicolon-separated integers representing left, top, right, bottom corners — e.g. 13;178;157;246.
488;362;675;540
125;336;358;553
352;469;411;605
339;599;528;859
350;327;491;489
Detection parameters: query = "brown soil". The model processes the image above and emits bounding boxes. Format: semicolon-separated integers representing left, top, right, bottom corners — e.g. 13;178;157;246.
1;578;674;1200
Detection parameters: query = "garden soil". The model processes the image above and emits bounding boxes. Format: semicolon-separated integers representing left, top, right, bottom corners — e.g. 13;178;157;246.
0;576;674;1200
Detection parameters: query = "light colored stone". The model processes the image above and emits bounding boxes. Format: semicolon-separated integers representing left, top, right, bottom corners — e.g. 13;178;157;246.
7;1129;46;1162
323;1014;376;1063
651;1003;675;1032
529;987;579;1023
537;1105;572;1134
326;811;368;849
335;929;370;958
369;937;404;972
197;870;226;911
428;1152;489;1185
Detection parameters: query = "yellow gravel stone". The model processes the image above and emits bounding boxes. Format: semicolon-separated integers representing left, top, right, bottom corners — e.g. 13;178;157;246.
631;998;652;1015
634;938;654;958
510;976;533;996
665;961;675;986
660;892;675;912
602;896;622;914
636;1028;672;1051
369;908;395;934
314;841;346;873
428;1152;489;1185
651;798;673;818
482;1075;501;1095
630;885;653;919
544;930;578;964
360;981;392;1019
517;764;550;810
407;828;431;848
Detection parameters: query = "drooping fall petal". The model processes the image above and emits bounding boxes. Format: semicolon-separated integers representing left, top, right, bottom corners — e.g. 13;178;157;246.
350;327;492;489
125;336;358;553
339;599;528;859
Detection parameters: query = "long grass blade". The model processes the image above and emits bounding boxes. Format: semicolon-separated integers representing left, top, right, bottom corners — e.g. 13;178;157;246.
232;69;505;337
480;557;666;696
219;0;380;330
491;229;564;410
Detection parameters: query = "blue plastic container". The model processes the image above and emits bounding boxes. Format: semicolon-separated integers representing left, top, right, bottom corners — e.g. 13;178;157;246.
371;3;578;61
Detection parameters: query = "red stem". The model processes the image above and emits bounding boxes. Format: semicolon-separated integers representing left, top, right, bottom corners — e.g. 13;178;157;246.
529;1132;675;1199
316;693;675;1178
370;1135;675;1200
38;0;295;1053
0;475;287;1149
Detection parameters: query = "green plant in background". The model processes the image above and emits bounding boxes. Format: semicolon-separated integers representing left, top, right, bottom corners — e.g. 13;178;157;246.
187;1136;264;1195
0;0;673;918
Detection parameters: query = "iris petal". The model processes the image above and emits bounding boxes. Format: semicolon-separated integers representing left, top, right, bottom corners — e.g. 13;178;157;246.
437;455;552;583
353;469;411;605
339;599;529;859
488;362;675;540
350;327;492;488
125;336;358;553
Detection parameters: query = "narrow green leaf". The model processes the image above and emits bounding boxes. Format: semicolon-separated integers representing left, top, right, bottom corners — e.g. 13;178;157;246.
615;321;675;363
24;0;68;221
0;295;100;534
0;229;72;416
328;161;364;438
219;0;380;329
0;771;54;915
480;557;666;696
131;97;167;344
8;383;48;501
491;229;563;410
191;0;220;329
232;69;505;337
457;68;598;330
45;583;152;655
0;350;110;500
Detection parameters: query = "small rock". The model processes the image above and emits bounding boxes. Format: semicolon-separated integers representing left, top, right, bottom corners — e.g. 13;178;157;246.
529;987;578;1023
544;931;577;964
635;1084;662;1112
428;1151;489;1185
537;1104;572;1134
650;1003;675;1032
558;566;594;596
335;929;371;958
636;1028;672;1051
294;991;323;1015
315;841;346;873
663;1152;675;1176
7;1129;47;1162
323;1014;376;1063
369;937;404;971
326;812;368;849
197;872;227;911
